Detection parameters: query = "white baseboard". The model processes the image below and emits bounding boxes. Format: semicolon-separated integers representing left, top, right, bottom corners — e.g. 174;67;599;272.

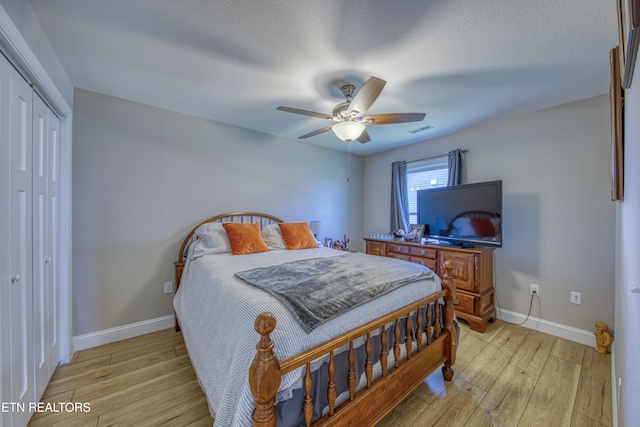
495;308;595;347
75;310;594;350
73;314;175;352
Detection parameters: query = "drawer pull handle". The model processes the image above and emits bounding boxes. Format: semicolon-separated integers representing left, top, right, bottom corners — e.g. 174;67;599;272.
453;298;460;305
420;250;425;255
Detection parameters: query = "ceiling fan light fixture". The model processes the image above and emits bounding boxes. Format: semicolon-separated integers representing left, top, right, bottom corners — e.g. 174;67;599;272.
277;76;425;144
332;121;365;142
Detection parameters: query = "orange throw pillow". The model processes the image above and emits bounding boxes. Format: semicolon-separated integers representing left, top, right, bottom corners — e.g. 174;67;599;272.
278;222;317;250
222;223;269;255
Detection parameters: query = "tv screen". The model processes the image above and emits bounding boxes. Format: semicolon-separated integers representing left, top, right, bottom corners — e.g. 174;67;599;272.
417;180;502;247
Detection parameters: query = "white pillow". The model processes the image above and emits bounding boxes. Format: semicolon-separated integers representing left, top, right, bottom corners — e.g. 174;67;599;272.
261;223;287;250
190;222;231;259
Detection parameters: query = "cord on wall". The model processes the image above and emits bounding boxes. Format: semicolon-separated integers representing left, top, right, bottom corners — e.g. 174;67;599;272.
492;251;537;326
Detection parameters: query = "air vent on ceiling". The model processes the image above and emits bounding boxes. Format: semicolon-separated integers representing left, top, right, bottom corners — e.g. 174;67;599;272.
407;125;434;134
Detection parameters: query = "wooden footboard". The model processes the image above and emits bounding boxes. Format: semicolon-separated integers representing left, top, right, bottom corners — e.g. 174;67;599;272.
249;261;457;427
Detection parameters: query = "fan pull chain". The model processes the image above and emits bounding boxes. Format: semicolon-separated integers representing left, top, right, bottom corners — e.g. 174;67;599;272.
347;141;352;182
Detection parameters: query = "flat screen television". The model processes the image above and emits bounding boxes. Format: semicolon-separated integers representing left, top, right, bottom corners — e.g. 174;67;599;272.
417;180;502;247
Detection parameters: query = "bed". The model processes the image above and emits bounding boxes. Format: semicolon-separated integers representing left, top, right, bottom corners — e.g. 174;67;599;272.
173;212;457;427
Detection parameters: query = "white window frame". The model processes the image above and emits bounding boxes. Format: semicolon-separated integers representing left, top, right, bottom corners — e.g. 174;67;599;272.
407;156;448;225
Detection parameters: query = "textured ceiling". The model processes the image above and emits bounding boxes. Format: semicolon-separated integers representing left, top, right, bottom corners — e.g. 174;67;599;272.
29;0;618;155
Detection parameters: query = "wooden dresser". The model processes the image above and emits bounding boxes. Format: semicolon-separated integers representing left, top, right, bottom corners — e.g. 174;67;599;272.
364;238;496;332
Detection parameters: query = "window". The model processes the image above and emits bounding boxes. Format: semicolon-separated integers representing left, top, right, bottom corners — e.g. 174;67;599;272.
407;158;448;224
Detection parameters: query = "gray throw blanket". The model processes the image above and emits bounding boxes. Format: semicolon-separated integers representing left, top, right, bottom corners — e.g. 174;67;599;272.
235;253;435;333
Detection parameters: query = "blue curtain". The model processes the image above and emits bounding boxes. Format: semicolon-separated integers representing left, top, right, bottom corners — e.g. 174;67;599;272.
390;161;409;232
448;149;466;186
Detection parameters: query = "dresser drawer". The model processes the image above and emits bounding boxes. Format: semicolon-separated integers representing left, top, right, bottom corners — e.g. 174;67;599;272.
437;250;476;292
388;253;410;262
453;290;477;316
409;246;437;259
366;241;387;257
388;243;410;255
409;257;437;271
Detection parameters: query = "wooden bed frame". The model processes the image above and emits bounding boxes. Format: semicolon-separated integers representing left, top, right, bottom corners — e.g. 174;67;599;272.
174;212;457;427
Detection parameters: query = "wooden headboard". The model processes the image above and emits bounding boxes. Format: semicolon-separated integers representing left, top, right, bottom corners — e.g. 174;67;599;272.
173;212;283;331
176;211;283;265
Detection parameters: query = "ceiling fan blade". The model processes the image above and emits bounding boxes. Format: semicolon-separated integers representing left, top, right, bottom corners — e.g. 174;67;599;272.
364;113;426;125
298;125;334;139
348;77;386;117
277;106;334;120
356;129;371;144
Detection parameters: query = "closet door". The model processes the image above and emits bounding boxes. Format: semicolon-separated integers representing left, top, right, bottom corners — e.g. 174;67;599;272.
0;47;13;427
1;60;61;427
47;109;60;378
7;63;34;427
32;93;49;398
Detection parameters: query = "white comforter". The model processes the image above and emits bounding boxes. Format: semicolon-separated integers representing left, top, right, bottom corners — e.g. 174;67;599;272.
173;247;441;427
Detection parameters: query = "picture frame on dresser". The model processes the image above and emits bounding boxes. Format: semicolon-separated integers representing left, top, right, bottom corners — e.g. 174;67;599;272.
408;224;425;242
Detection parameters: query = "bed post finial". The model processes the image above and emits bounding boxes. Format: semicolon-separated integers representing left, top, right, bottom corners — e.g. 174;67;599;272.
249;312;281;427
441;261;456;380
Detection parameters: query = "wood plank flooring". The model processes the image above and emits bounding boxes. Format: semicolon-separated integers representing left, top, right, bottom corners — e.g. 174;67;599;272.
377;320;612;427
27;328;213;427
28;320;611;427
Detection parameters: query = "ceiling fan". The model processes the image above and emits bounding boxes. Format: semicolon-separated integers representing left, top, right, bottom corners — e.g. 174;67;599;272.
276;77;426;144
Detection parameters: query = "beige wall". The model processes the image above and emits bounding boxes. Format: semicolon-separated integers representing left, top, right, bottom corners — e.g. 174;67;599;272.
363;95;615;333
72;89;363;336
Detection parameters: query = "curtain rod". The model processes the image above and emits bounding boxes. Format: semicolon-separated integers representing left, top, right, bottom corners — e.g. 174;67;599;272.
403;149;468;165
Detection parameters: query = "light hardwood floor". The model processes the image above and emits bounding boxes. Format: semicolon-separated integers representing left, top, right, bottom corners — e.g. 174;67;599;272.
377;320;612;427
28;320;611;427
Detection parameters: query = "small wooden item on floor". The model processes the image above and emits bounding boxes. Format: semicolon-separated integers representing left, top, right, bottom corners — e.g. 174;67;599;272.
593;322;611;354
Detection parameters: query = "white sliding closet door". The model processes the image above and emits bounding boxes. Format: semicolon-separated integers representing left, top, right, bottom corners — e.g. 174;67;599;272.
32;93;50;398
0;55;61;427
7;61;34;427
47;109;60;379
0;10;71;427
0;44;14;427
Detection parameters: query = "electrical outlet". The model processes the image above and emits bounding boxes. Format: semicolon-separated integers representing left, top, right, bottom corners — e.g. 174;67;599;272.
164;281;173;294
530;284;540;296
570;291;581;305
